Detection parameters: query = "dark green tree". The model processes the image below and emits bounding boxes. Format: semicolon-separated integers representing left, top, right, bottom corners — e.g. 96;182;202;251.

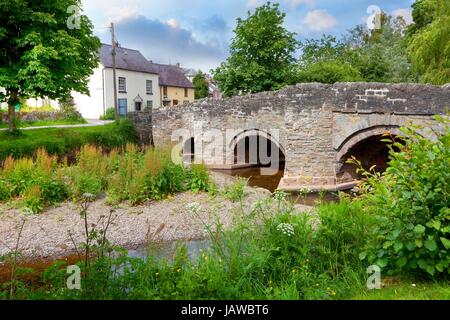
193;71;209;99
0;0;100;132
212;2;299;97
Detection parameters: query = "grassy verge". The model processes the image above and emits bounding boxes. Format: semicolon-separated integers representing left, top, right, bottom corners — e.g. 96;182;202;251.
352;279;450;300
0;118;87;129
0;120;138;160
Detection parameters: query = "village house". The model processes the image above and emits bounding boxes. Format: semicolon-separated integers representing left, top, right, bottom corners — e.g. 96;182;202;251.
150;63;195;107
2;44;196;119
73;44;161;119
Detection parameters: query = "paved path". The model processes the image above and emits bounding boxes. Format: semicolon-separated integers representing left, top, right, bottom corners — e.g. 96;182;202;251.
0;119;113;131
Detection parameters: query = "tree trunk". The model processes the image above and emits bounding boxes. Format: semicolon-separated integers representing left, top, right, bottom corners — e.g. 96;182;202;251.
7;90;18;132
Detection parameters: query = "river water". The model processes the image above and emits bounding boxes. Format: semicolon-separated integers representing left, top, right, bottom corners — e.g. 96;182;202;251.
213;167;340;206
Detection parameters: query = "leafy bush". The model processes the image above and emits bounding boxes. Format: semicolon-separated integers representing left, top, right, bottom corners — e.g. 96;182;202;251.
359;116;450;276
297;60;363;84
0;149;68;213
186;164;212;193
57;98;86;123
100;108;115;120
222;178;246;202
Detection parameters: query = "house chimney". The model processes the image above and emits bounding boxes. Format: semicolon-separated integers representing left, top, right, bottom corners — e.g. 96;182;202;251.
176;62;180;68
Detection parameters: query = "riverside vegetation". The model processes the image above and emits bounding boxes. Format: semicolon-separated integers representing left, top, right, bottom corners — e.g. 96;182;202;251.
0;120;138;160
0;116;449;299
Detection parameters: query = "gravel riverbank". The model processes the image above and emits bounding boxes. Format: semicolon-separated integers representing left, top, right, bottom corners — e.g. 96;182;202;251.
0;173;312;261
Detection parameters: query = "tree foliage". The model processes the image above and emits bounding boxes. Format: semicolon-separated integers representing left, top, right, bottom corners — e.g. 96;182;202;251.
0;0;100;131
407;0;450;85
298;14;415;84
212;2;299;97
192;71;209;99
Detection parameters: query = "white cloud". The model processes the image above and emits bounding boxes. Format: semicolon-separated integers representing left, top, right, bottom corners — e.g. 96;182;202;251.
392;8;413;25
166;18;180;29
303;10;337;32
104;5;139;23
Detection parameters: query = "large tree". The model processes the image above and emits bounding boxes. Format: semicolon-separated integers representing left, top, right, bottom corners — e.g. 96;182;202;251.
193;71;209;99
212;2;299;97
0;0;100;132
407;0;450;84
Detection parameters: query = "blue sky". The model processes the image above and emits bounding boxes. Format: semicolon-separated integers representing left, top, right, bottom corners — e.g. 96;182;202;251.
81;0;416;72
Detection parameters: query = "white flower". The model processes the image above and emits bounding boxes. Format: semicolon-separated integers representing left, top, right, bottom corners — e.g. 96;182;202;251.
277;223;295;237
187;202;201;214
273;190;287;202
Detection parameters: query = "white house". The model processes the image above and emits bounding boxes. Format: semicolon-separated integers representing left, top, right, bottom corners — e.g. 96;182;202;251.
73;44;160;119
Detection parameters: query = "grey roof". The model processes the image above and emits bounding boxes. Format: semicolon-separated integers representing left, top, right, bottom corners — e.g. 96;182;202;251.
99;44;159;75
149;63;195;89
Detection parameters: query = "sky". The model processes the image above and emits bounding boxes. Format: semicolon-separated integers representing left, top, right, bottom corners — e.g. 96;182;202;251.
81;0;416;72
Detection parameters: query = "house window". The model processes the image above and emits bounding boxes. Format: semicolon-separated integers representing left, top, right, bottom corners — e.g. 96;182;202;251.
163;86;168;96
146;80;153;95
118;77;126;93
146;100;153;109
184;88;188;98
118;99;127;115
173;100;179;106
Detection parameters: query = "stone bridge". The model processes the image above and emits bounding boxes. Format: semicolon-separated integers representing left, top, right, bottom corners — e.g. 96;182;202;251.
129;82;449;192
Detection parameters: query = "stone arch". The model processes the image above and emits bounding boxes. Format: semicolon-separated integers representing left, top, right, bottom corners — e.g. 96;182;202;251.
336;125;401;162
229;128;286;168
335;126;402;183
229;129;286;157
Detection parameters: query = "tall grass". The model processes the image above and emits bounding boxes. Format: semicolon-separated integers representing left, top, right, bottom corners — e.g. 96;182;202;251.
1;193;371;300
0;144;212;213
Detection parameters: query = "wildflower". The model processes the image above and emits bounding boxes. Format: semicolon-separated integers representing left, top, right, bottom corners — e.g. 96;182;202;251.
412;283;416;288
187;202;201;214
177;268;181;273
155;272;159;277
273;190;287;202
276;223;295;237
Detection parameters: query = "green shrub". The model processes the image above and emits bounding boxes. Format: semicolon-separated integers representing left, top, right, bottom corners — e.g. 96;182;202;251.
313;199;374;278
0;149;68;213
100;108;115;120
222;178;246;202
57;98;86;123
186;164;212;193
359;116;450;276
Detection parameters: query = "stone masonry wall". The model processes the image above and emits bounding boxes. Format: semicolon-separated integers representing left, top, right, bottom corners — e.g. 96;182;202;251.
129;82;450;191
